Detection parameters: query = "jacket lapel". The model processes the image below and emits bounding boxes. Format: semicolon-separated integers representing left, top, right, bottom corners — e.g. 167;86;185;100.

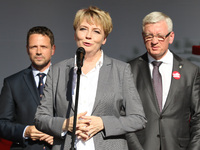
69;55;111;114
162;54;183;112
139;54;161;113
23;67;40;105
92;55;111;114
65;59;75;112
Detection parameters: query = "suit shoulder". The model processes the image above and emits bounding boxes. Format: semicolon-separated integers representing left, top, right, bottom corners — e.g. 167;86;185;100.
182;58;198;67
174;54;200;70
108;57;129;69
4;68;30;81
52;58;74;68
128;55;145;67
111;57;127;65
128;56;140;63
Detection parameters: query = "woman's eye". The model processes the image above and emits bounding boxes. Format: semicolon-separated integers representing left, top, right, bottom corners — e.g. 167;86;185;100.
80;28;86;31
94;30;100;34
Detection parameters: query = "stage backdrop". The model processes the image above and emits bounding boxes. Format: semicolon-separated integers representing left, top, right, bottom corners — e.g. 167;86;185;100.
0;0;200;89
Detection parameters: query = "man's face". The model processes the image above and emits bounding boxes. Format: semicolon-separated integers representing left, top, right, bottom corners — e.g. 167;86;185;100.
27;34;55;71
143;20;174;60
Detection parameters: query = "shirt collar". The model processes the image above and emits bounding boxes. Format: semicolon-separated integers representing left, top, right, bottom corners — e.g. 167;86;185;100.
96;50;103;68
31;65;50;77
74;50;104;70
148;49;173;64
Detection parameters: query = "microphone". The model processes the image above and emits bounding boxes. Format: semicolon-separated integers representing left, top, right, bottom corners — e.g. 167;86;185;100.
76;47;85;68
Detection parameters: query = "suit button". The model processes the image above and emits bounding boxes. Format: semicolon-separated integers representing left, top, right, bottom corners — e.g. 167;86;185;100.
159;116;162;119
157;134;160;138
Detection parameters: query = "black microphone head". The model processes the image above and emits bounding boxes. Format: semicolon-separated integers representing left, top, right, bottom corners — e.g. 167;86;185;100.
76;47;85;56
76;47;85;68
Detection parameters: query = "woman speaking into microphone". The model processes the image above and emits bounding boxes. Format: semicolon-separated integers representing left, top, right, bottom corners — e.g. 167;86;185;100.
34;6;146;150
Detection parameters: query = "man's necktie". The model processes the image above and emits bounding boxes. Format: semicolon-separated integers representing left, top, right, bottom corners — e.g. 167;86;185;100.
37;73;46;100
152;61;163;112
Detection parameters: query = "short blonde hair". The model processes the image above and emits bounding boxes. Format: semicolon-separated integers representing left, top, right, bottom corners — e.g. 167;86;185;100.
73;6;113;38
142;11;173;32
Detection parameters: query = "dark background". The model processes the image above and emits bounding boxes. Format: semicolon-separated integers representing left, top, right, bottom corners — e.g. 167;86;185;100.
0;0;200;88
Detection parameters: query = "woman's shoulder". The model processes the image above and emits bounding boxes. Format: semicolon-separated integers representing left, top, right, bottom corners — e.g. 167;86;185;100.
53;58;75;68
104;55;128;67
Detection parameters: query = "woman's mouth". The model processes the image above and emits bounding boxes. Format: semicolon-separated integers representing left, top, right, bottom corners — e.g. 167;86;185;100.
83;42;92;46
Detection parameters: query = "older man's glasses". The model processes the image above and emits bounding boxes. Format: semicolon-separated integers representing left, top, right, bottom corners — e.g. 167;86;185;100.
143;32;172;41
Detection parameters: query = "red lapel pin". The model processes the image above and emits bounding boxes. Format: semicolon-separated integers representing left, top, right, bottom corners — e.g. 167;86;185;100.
172;71;181;80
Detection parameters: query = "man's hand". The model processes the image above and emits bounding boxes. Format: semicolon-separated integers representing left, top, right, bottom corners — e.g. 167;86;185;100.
39;134;54;145
25;125;53;145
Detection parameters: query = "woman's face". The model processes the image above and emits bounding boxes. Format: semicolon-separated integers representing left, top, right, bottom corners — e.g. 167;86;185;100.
75;18;107;54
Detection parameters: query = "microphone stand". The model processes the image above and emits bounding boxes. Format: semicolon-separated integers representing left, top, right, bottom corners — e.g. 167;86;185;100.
70;67;82;150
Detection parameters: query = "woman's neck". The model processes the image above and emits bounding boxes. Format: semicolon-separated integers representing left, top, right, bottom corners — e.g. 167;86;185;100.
82;50;102;74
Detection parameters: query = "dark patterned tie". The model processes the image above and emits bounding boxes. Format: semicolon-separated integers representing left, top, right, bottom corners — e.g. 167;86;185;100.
152;61;163;112
37;73;46;100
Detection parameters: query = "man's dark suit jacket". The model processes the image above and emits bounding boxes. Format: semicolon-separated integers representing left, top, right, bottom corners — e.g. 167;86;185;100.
126;52;200;150
0;67;51;150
